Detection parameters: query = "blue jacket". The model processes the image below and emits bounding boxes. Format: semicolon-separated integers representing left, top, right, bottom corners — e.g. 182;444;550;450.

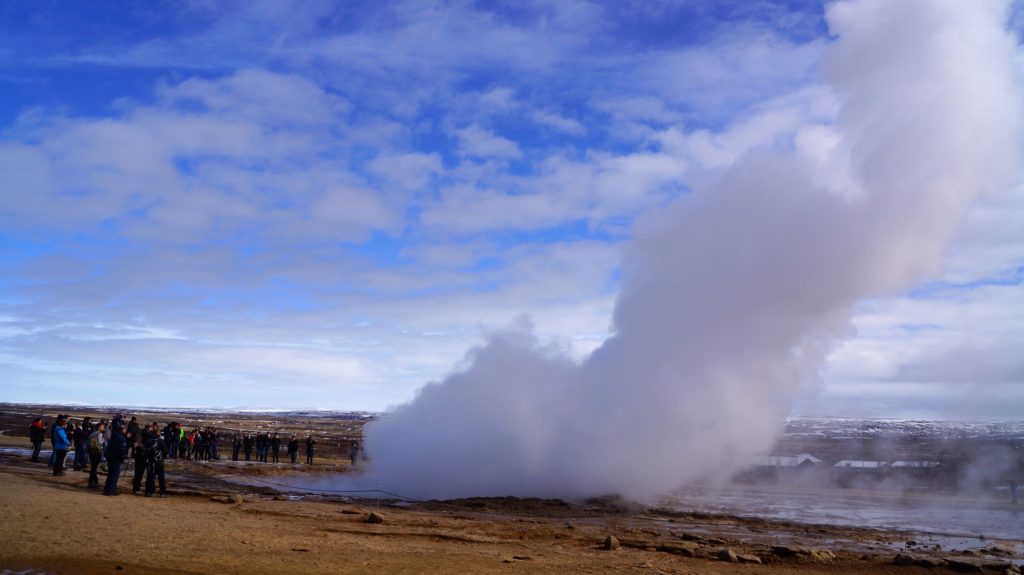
53;426;71;451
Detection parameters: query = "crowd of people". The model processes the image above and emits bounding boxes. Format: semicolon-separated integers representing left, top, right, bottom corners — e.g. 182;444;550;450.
29;413;164;497
26;413;356;497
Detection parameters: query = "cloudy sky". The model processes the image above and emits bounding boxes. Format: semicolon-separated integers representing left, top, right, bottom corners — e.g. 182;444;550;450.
1;0;1021;417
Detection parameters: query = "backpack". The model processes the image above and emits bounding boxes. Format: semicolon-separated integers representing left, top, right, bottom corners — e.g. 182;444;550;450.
88;433;102;455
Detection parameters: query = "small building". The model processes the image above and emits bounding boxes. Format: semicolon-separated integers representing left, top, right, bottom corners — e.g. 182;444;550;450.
890;460;941;469
833;460;888;469
755;453;822;468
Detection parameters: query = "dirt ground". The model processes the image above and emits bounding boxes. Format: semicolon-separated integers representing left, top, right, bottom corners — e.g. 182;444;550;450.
1;403;1020;575
1;445;1019;575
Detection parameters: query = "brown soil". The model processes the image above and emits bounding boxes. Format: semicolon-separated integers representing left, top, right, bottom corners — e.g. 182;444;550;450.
1;403;1018;574
0;449;1013;575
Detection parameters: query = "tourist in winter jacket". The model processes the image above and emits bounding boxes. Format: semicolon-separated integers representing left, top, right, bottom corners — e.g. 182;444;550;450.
287;436;299;464
206;427;218;460
143;431;168;497
73;422;91;471
271;433;281;464
305;435;316;465
255;432;266;462
28;418;46;462
103;422;128;496
162;423;177;459
80;418;94;468
243;433;254;461
48;417;58;466
87;422;106;489
132;430;149;494
51;415;71;476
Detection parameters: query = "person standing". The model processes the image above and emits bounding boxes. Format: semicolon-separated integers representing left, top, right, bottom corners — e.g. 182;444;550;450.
103;421;127;496
231;432;241;461
87;422;106;489
256;432;267;462
73;419;87;468
270;433;281;464
132;428;148;494
51;415;71;476
28;417;46;462
243;433;254;461
143;428;168;497
81;417;93;469
208;427;219;460
350;441;360;468
163;423;176;459
48;416;59;467
194;429;206;461
287;435;299;464
305;435;316;465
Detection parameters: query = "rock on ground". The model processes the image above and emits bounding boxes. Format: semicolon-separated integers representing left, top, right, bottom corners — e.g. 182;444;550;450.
717;549;738;563
602;535;620;550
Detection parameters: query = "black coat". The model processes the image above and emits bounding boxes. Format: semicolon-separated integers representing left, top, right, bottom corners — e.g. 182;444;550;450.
105;430;128;463
28;423;44;443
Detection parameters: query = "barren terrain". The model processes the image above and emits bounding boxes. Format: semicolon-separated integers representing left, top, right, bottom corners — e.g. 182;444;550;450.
0;404;1020;574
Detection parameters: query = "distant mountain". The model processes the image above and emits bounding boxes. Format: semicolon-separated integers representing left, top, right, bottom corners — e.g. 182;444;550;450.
784;417;1024;439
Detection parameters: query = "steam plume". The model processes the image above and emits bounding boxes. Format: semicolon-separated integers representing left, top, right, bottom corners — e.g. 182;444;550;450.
361;0;1023;500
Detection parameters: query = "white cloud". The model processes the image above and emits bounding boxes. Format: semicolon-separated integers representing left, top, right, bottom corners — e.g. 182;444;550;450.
455;124;522;159
0;0;1019;422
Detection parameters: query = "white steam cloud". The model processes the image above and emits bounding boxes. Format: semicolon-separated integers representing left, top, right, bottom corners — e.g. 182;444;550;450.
361;0;1023;500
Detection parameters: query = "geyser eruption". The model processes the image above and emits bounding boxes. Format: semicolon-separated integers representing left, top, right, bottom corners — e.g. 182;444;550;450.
363;0;1023;500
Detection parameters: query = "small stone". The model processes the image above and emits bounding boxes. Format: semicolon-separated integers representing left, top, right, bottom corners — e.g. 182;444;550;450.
944;557;985;573
717;548;738;563
737;554;762;564
809;549;836;562
894;553;915;566
657;542;697;557
603;535;620;551
228;494;244;504
366;512;384;524
772;545;800;558
209;496;229;503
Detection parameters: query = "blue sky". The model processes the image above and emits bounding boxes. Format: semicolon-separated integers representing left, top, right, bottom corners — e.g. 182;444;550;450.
1;0;1021;416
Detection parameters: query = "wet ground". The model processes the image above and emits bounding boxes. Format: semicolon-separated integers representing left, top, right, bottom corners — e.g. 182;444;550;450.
661;484;1023;541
